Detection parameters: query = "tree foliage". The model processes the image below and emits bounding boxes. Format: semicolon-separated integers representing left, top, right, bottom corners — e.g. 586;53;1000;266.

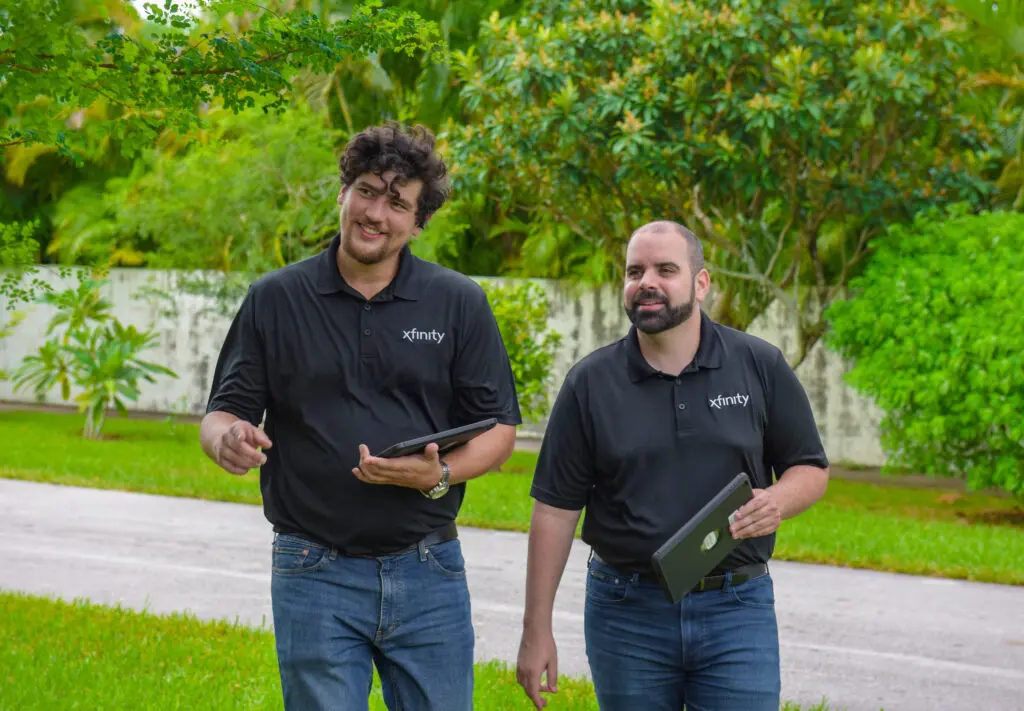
447;0;997;364
825;205;1024;498
0;0;439;303
479;279;561;423
0;0;440;160
950;0;1024;209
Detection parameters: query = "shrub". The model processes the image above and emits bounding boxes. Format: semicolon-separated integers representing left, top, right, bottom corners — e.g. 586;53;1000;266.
825;205;1024;498
480;280;562;423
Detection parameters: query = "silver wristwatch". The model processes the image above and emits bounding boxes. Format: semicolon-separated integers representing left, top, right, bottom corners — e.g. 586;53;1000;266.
421;460;451;499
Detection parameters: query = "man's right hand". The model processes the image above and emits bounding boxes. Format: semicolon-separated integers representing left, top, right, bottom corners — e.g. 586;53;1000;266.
213;419;272;475
516;625;559;709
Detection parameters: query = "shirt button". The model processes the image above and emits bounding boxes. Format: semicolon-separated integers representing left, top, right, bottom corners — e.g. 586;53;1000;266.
678;403;686;410
364;329;371;336
675;378;681;385
364;304;371;311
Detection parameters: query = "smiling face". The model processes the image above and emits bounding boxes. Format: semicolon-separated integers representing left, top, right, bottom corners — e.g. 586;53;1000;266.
337;170;423;266
622;223;710;334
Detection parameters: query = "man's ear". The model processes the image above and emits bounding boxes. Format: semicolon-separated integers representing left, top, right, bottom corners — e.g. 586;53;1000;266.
695;267;711;301
411;214;430;237
337;186;347;204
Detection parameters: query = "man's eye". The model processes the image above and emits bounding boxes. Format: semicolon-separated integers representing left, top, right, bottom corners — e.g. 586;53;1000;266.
391;201;407;211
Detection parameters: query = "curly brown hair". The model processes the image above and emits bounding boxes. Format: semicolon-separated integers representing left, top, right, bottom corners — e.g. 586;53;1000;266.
338;122;451;228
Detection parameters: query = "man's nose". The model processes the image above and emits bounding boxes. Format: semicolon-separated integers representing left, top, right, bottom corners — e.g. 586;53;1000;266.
637;270;657;291
365;197;387;222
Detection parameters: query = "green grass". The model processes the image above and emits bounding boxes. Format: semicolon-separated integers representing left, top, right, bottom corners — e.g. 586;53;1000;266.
0;590;837;711
0;590;597;710
2;409;1022;585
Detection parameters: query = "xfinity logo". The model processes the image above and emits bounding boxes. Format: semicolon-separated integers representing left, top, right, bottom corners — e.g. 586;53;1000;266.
403;328;446;344
709;393;749;409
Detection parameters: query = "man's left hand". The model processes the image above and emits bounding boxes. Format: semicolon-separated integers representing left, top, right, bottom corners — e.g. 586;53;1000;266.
729;488;781;539
352;442;443;490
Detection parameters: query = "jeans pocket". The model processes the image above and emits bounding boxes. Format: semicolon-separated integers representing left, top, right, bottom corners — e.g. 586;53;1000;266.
728;574;775;609
272;534;330;576
425;539;466;578
586;566;629;604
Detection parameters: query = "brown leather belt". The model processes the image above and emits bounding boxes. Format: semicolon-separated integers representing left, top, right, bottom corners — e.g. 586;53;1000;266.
591;552;768;593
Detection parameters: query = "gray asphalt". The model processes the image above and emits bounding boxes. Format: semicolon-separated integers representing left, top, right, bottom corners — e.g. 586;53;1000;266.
1;479;1022;710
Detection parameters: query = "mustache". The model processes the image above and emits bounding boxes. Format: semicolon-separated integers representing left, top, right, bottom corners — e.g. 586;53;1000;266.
632;289;667;305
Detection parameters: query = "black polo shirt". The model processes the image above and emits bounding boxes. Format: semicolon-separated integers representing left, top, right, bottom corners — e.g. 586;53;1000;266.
530;310;828;574
206;232;522;554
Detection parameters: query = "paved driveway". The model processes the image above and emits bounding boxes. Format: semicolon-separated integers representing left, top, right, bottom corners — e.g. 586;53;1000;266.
2;479;1022;710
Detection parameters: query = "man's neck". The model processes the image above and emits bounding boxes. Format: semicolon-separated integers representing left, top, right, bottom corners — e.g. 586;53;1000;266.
336;250;400;301
636;312;702;376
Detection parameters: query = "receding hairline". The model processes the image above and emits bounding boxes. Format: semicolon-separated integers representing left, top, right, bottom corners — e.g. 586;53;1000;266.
627;220;705;272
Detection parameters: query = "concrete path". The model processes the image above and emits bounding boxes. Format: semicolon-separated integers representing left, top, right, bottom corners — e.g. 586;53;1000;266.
2;479;1022;711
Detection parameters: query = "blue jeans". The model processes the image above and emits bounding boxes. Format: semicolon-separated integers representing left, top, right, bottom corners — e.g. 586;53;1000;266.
584;556;780;711
270;532;474;711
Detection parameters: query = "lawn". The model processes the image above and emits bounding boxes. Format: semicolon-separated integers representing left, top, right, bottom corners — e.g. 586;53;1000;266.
2;409;1022;585
0;590;838;711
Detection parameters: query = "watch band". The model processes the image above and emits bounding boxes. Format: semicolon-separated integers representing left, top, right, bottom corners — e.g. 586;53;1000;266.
422;460;451;499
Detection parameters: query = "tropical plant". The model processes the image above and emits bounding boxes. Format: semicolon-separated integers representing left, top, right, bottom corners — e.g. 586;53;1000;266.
446;0;999;365
951;0;1024;210
825;204;1024;499
12;274;177;438
480;279;562;423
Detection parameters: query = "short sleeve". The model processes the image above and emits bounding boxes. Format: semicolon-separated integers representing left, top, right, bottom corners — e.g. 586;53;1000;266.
529;373;595;511
205;286;269;425
451;287;522;426
764;349;829;476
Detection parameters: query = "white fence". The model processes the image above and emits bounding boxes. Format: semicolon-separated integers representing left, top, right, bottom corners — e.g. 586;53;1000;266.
0;266;885;466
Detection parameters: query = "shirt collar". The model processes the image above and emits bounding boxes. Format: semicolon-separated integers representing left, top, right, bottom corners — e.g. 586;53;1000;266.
315;231;423;301
625;309;724;382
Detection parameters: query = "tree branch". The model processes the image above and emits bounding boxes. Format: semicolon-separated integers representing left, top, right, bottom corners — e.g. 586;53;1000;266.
9;49;302;78
0;61;46;75
695;185;797;314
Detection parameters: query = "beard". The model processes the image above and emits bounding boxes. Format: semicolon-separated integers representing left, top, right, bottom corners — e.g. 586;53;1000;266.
339;209;393;265
625;286;696;334
341;229;391;265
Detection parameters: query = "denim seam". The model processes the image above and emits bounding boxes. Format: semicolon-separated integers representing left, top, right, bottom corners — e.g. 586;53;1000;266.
424;548;466;579
383;659;404;711
271;550;331;576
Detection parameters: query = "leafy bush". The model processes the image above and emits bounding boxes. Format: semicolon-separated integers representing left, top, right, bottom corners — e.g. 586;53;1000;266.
480;280;562;423
12;275;177;439
825;205;1024;497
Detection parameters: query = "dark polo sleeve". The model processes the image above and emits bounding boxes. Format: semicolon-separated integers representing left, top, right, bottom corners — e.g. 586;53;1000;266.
530;372;595;510
764;349;829;475
451;286;522;426
206;286;269;426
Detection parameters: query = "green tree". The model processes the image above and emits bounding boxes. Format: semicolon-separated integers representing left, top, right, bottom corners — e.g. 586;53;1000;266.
0;0;440;302
825;205;1024;499
0;0;438;158
446;0;997;364
951;0;1024;209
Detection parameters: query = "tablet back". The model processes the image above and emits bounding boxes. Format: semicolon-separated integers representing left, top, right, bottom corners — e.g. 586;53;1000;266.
650;472;754;603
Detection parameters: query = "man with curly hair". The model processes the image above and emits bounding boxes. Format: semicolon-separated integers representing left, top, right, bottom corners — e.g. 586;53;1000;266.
201;122;522;710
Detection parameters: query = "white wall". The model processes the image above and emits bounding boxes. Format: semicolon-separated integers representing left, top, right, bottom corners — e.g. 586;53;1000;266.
0;267;884;466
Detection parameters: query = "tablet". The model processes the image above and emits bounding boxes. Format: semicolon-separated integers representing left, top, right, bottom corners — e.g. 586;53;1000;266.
373;418;498;458
650;472;755;603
